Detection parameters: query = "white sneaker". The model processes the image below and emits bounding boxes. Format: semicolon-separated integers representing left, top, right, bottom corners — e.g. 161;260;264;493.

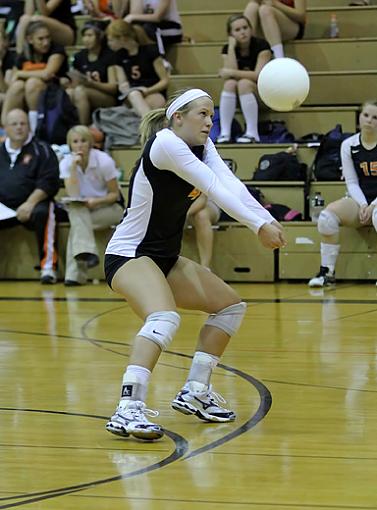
216;135;231;144
40;268;57;284
106;400;164;440
171;381;236;423
308;266;336;288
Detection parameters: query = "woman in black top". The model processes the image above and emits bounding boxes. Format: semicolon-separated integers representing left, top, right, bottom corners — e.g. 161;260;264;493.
16;0;76;55
106;19;169;118
68;23;118;125
217;14;271;144
1;21;67;130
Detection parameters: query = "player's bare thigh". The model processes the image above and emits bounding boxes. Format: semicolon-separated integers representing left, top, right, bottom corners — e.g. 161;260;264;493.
111;256;177;319
167;256;240;314
327;196;365;227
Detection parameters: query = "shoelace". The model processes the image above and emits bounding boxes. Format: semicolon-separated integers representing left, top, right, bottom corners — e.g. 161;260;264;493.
118;401;159;421
206;387;227;405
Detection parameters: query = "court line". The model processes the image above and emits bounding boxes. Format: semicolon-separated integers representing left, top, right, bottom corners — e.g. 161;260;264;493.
0;307;272;508
2;296;377;304
0;408;188;508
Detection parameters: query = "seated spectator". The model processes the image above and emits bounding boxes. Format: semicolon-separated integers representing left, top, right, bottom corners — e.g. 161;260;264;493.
107;19;169;118
83;0;116;19
1;21;68;132
217;14;271;144
0;26;14;119
67;22;118;125
186;195;221;270
0;109;60;284
59;125;124;286
308;100;377;288
124;0;183;54
16;0;76;55
244;0;306;59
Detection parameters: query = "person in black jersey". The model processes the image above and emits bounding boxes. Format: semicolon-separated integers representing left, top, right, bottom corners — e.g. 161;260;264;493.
0;26;15;114
309;100;377;288
217;14;271;144
16;0;76;55
106;19;169;118
103;88;287;441
1;21;68;132
68;23;118;125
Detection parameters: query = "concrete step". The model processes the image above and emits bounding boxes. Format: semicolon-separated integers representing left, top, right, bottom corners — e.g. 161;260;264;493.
178;0;355;10
168;70;377;106
180;6;377;41
169;38;377;73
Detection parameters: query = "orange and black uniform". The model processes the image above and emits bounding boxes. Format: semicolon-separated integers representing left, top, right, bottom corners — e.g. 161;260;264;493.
0;138;60;272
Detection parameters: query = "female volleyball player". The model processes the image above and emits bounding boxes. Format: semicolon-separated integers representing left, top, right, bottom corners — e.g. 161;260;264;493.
309;100;377;287
104;88;286;440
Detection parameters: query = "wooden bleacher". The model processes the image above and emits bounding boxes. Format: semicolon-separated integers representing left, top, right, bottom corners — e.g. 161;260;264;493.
1;3;376;282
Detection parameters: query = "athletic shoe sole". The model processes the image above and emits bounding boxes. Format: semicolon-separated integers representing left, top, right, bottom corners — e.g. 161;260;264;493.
171;399;236;423
106;420;164;440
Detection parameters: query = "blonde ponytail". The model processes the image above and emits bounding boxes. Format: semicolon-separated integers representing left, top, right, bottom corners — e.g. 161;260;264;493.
139;108;167;146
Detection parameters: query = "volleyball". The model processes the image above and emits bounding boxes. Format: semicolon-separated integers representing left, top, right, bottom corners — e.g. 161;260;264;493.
257;58;310;112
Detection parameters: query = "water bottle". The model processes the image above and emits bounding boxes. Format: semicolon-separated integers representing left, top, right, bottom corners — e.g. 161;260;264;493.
310;192;325;223
329;13;339;38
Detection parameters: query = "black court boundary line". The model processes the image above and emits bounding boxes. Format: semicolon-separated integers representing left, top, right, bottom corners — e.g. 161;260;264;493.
0;315;272;509
2;296;377;304
0;408;188;508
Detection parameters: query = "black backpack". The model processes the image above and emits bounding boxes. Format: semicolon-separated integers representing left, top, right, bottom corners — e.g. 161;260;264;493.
253;152;307;181
258;120;295;144
313;124;353;181
36;83;79;145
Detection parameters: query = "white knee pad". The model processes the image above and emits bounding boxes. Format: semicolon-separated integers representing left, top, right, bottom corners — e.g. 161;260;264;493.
372;206;377;232
317;210;340;236
205;301;247;336
137;311;180;350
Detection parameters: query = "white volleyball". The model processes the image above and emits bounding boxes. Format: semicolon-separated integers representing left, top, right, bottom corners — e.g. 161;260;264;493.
257;58;310;112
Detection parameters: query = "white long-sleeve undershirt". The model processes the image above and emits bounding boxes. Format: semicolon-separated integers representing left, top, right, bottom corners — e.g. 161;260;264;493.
341;134;370;206
151;129;275;233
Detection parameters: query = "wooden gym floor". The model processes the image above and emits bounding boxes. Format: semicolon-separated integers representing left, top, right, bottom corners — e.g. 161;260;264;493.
0;280;376;510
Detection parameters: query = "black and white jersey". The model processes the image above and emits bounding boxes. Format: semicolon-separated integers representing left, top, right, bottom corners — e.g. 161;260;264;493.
341;133;377;205
106;128;274;259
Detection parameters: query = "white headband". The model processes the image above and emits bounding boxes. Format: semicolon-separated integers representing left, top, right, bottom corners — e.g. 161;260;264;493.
166;89;211;120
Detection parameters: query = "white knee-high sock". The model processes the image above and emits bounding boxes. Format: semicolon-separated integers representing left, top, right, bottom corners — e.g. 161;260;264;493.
239;93;260;141
271;43;284;58
219;91;236;138
320;242;340;273
28;111;38;134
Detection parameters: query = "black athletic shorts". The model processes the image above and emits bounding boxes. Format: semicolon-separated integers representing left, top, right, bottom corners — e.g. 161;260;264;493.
296;23;305;40
104;253;179;289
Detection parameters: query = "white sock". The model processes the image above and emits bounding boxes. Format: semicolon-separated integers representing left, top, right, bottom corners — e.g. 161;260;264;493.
239;93;260;141
320;243;340;273
120;364;151;403
28;110;38;134
219;91;236;138
271;43;284;58
187;351;220;387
